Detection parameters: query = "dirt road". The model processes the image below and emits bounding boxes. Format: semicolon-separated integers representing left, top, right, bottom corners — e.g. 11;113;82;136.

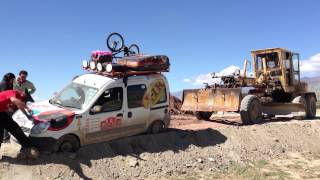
1;114;320;180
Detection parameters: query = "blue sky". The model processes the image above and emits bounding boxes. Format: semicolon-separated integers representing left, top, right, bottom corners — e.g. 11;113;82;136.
0;0;320;100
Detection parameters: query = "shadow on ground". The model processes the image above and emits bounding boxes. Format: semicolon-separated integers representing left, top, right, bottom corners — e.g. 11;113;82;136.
1;128;227;180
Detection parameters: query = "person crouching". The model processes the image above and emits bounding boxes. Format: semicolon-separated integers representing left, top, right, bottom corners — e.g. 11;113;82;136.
0;90;39;159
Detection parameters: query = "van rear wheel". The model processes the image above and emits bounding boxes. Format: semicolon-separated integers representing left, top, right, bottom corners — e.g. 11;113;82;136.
149;121;164;134
57;135;80;153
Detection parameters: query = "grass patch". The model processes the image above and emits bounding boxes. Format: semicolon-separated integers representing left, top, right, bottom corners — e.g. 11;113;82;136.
218;160;289;180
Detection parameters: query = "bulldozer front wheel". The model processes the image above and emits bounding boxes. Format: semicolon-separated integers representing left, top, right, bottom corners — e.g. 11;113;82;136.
240;95;262;125
292;96;307;120
194;111;212;120
306;95;316;119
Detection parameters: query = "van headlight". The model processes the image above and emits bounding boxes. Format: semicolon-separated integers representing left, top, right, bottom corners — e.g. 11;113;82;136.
90;61;96;70
106;64;112;72
82;60;89;69
97;63;103;72
31;121;50;134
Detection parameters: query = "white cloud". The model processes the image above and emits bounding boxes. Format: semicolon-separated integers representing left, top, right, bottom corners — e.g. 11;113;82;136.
300;53;320;76
191;73;216;86
183;78;191;83
184;65;241;86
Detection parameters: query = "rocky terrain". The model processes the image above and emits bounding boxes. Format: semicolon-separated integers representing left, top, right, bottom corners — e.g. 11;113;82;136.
1;110;320;180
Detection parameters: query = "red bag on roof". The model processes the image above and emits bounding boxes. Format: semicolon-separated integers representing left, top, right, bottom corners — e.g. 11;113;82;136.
91;50;112;63
117;55;170;71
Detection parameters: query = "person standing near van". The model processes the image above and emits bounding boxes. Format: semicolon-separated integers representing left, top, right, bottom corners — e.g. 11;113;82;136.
0;90;39;159
14;70;36;95
0;73;16;143
0;73;15;91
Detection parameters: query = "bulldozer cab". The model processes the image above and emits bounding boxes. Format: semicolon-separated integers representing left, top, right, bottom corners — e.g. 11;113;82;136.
251;48;301;92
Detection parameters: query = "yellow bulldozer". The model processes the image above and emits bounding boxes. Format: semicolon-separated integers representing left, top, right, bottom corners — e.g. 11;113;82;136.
181;48;317;124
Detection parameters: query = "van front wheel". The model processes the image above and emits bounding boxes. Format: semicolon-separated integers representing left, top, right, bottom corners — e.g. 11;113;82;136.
57;135;80;153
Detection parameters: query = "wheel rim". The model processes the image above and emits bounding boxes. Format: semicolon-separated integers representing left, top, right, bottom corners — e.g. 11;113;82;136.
107;33;124;52
250;100;261;121
60;142;73;152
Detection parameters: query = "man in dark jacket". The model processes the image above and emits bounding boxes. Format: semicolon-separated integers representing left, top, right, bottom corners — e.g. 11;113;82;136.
0;73;16;143
0;73;15;91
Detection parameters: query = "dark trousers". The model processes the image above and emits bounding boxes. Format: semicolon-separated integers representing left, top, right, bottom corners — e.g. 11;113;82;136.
0;112;31;148
2;111;16;141
2;129;10;139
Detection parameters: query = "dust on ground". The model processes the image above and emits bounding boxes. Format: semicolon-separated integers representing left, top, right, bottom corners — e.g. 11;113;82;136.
2;110;320;180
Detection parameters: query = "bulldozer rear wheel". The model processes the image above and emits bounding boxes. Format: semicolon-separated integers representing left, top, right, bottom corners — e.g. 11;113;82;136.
306;95;316;119
194;111;212;120
292;96;307;120
240;95;262;125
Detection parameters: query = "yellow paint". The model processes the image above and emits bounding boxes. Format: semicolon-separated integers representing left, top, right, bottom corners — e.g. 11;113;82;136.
142;79;166;108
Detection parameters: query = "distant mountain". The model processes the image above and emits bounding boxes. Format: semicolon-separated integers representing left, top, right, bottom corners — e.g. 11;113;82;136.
302;76;320;84
170;90;183;100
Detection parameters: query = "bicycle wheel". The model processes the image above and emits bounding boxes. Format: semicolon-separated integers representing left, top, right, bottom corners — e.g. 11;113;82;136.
128;44;140;55
106;32;124;52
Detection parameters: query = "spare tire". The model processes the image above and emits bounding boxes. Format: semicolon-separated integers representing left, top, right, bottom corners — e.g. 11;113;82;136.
240;95;262;125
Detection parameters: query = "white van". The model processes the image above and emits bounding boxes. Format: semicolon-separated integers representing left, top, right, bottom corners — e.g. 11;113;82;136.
13;73;170;152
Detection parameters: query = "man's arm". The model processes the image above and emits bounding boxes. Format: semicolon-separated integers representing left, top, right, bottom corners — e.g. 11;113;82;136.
10;97;32;115
27;81;36;94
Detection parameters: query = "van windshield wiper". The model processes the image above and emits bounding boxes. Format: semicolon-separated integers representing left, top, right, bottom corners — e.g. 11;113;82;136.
62;105;81;110
49;99;63;107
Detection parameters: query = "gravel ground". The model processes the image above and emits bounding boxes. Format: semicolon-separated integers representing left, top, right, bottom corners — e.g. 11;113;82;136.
1;114;320;180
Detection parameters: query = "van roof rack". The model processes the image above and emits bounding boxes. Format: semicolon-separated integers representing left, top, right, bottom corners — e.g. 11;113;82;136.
96;69;169;78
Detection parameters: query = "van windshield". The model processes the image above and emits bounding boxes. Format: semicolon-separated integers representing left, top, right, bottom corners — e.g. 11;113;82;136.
50;83;98;110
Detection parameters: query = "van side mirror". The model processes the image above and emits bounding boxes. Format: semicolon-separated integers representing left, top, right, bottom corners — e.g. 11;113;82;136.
90;105;102;114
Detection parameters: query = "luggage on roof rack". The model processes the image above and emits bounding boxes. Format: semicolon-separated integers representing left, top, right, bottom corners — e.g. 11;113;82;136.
83;54;170;74
91;50;112;63
82;33;170;75
117;55;170;71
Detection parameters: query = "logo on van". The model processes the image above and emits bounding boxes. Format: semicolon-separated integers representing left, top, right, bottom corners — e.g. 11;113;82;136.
142;79;166;108
101;117;122;131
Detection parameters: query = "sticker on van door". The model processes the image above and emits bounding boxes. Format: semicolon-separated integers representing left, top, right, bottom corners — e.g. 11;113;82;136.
142;79;166;108
101;117;122;131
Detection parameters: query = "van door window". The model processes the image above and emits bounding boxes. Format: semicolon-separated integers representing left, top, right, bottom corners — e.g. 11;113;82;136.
92;87;123;113
127;84;147;108
155;85;167;104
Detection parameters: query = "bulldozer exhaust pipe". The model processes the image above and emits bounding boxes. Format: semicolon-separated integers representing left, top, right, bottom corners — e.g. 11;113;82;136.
242;59;248;77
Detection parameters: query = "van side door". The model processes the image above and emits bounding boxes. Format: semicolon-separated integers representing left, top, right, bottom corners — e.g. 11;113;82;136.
124;80;150;134
148;78;170;128
85;84;125;144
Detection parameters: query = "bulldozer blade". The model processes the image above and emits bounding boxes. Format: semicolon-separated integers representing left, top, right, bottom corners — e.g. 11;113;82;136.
181;88;242;112
261;103;306;116
181;89;199;111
